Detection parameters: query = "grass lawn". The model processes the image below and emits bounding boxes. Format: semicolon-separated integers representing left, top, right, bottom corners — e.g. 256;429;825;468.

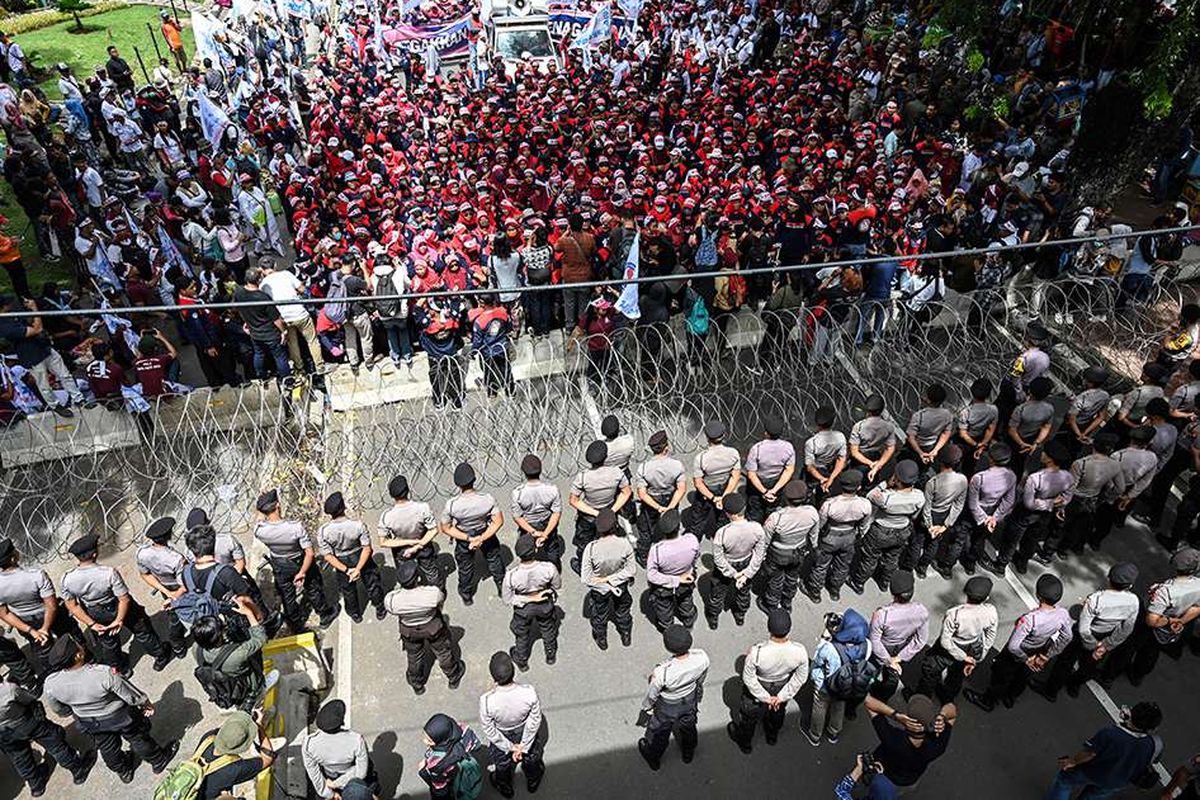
0;5;195;294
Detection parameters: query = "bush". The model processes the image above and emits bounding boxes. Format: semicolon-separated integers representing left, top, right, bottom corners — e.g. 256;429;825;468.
0;0;126;34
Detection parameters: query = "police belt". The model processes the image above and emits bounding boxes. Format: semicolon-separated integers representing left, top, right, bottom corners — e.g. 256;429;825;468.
335;547;364;564
756;677;789;696
74;706;136;734
515;595;557;613
83;597;121;620
826;523;858;536
268;551;304;565
1070;494;1101;513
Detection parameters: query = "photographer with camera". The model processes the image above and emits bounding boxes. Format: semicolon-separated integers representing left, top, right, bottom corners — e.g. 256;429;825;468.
861;693;957;793
835;753;898;799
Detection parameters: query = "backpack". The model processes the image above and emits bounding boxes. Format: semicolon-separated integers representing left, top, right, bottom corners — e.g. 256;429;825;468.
153;733;240;800
684;290;710;336
324;272;348;325
173;566;225;630
452;753;483;800
193;641;248;709
824;641;877;700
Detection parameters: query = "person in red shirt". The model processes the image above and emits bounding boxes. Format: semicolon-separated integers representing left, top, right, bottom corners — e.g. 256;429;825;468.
133;330;178;398
84;341;128;402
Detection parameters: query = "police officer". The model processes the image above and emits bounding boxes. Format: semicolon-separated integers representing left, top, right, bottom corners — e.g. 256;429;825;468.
638;625;709;771
956;378;999;476
1046;563;1140;698
1109;361;1168;442
1090;425;1160;550
601;414;637;525
867;570;929;700
761;480;820;612
185;508;265;608
997;322;1051;427
42;635;178;783
953;442;1018;576
691;421;741;539
0;675;97;796
511;454;565;573
502;534;562;670
0;629;37;694
302;700;381;800
635;431;687;566
318;492;386;624
378;475;442;589
849;394;898;484
254;489;337;633
915;576;997;703
850;460;925;595
706;494;766;630
0;539;85;677
135;517;190;661
384;561;465;694
965;573;1072;711
644;510;700;631
569;441;631;575
1006;376;1056;474
905;384;955;474
913;445;968;578
804;405;848;503
726;609;809;754
62;534;173;674
745;416;797;523
1127;547;1200;685
441;462;506;605
480;651;545;797
1058;433;1124;556
805;470;873;603
982;441;1074;576
1063;366;1111;458
581;509;636;649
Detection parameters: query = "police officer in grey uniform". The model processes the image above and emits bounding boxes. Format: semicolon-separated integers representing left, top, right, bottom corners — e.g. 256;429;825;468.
302;700;380;799
1063;366;1111;458
645;510;701;631
850;460;925;594
0;539;85;678
569;441;631;575
135;517;190;660
905;384;955;475
867;570;929;700
42;635;178;783
601;414;637;525
185;508;265;608
502;534;562;670
254;489;337;633
62;534;173;674
441;462;506;605
581;510;636;649
805;470;873;603
849;394;897;485
1128;547;1200;684
383;561;465;695
480;651;545;797
726;609;809;754
1046;562;1140;698
804;405;848;504
761;480;820;612
378;475;443;590
955;442;1018;576
957;378;999;476
915;576;998;703
318;492;386;624
1058;432;1124;556
912;445;968;578
636;431;687;566
637;625;709;771
706;494;766;629
982;441;1074;575
1091;425;1160;550
0;674;97;796
690;421;742;540
1007;376;1056;474
745;416;797;523
511;454;565;573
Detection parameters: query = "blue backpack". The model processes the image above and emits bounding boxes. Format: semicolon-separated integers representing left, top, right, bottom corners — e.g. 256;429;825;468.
173;567;225;630
685;291;710;336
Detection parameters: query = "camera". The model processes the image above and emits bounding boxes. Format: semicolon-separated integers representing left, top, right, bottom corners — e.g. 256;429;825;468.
859;751;883;780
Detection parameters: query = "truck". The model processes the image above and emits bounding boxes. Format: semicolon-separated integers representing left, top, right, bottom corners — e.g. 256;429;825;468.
480;0;560;75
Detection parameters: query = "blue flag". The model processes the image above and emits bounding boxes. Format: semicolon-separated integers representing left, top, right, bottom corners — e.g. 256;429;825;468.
572;3;611;49
614;232;641;320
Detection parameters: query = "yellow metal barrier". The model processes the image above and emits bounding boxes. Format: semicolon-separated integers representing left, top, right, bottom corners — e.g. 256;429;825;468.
255;632;322;800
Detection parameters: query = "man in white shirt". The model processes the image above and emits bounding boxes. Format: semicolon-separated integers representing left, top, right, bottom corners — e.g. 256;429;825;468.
259;260;321;374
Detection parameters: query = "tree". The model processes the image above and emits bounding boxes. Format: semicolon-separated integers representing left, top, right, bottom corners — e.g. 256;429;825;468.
56;0;93;32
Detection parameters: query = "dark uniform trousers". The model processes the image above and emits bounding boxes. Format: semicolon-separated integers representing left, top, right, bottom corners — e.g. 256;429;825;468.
76;707;169;774
0;709;86;788
1143;448;1190;525
1046;626;1124;693
635;494;673;566
706;556;752;625
157;606;188;655
454;538;505;601
1127;621;1195;683
19;612;85;677
729;678;788;747
588;589;632;642
852;524;911;590
1166;479;1200;550
915;642;970;704
1057;495;1100;555
489;725;545;793
534;533;565;575
391;544;443;590
686;495;724;541
84;599;168;670
872;661;904;701
994;508;1051;569
746;484;780;525
762;547;806;611
964;515;1008;572
640;689;699;762
270;556;334;633
806;527;857;595
0;636;38;689
333;549;385;620
571;514;599;575
905;512;952;572
428;354;465;409
1088;501;1126;551
510;599;559;667
650;585;697;631
399;615;462;690
982;647;1053;704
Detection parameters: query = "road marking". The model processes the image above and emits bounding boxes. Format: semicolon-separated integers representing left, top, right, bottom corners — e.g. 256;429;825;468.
333;412;356;725
578;374;602;433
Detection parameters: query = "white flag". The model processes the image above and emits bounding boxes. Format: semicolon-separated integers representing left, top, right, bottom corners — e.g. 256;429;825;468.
196;91;232;151
614;232;641;320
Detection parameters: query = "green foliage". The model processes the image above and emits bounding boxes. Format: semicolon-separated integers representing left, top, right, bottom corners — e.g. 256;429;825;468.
56;0;94;30
929;0;988;44
0;0;124;34
1131;2;1197;120
991;96;1010;119
966;48;985;72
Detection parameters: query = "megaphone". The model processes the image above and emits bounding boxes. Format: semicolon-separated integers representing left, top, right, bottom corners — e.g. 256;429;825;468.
510;0;532;16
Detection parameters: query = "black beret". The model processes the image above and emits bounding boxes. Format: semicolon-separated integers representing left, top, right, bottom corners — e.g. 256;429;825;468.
895;460;920;485
988;441;1012;465
656;509;680;535
865;394;885;413
938;444;962;468
489;651;515;684
315;700;346;733
763;415;784;437
839;469;863;491
964;575;993;602
814;405;836;427
388;475;409;499
600;414;619;438
1093;432;1119;453
186;507;209;529
1043;441;1071;466
256;489;279;513
1108;562;1138;589
453;462;476;488
723;493;747;514
663;624;692;655
0;539;13;562
767;609;791;637
520;454;542;476
145;516;175;542
585;440;608;466
1029;376;1053;398
703;420;725;440
1083;365;1108;384
395;559;419;587
514;533;538;560
1171;547;1200;574
47;635;81;671
1036;573;1063;604
890;570;915;595
595;508;618;534
324;491;346;516
648;430;668;450
1143;363;1169;384
783;480;807;503
68;533;100;559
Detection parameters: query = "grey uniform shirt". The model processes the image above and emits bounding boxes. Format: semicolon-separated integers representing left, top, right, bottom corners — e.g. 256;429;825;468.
693;444;741;493
1150;423;1179;471
742;639;809;702
571;466;628;510
604;434;636;473
1070;454;1125;500
922;471;968;528
0;568;55;622
136;543;186;591
819;494;874;538
1010;347;1050;399
1170;381;1200;413
1118;385;1164;423
0;681;39;728
939;603;999;661
188;533;246;567
1007;606;1073;659
869;602;930;662
804;431;848;473
479;683;541;752
379;501;437;542
1021;469;1075;512
958;401;999;440
638;456;686;500
383;585;443;627
511;481;562;530
1147;576;1200;644
745;439;797;483
302;729;368;799
501;562;561;607
642;649;709;709
581;536;636;594
713;520;767;578
867;485;926;530
1078;588;1139;649
43;664;148;720
61;565;128;607
968;467;1018;523
646;535;700;588
1112;448;1159;499
1010;399;1055;441
1070;388;1111;428
850;416;896;460
254;519;311;562
317;519;371;561
441;492;498;537
907;407;954;450
764;505;820;552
